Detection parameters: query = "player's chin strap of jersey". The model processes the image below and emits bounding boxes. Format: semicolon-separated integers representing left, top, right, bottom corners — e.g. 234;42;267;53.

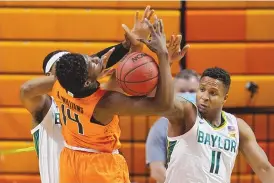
0;146;35;155
64;142;119;154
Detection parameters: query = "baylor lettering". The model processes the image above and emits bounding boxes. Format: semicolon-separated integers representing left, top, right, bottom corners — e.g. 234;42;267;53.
197;129;237;153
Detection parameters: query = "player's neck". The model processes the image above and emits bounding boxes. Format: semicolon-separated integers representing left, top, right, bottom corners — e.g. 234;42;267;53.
203;110;223;127
71;81;100;98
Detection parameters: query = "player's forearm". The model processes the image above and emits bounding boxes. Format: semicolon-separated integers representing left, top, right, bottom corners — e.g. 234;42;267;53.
20;75;55;99
257;166;274;183
253;151;274;183
154;50;173;110
245;145;274;183
95;42;129;69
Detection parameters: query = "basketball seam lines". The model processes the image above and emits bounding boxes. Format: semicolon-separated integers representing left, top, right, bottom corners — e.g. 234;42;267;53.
123;61;157;81
118;52;139;84
116;75;158;83
117;53;158;95
124;80;157;95
122;60;157;95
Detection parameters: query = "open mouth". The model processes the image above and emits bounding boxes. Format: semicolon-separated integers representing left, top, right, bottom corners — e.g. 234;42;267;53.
199;103;208;111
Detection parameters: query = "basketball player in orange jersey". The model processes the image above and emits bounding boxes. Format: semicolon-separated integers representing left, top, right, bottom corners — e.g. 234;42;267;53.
19;34;138;183
20;9;173;183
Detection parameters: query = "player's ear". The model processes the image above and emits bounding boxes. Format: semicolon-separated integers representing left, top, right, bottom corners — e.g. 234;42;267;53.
223;94;228;104
84;80;91;87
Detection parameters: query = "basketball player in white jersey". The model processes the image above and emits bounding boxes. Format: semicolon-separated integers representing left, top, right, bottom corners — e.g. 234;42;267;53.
20;50;66;183
164;67;274;183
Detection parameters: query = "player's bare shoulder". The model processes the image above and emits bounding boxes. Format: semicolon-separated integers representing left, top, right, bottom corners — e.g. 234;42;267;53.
97;90;125;108
91;91;118;124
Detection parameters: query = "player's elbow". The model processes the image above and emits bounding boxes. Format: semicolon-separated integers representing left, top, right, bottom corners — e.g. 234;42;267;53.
255;163;274;182
257;162;272;172
20;83;33;99
155;98;173;112
154;103;172;113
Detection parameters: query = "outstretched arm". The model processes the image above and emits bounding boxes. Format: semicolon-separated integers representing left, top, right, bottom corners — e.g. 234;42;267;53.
238;118;274;183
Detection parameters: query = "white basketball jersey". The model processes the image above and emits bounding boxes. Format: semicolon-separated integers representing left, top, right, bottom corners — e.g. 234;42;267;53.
31;99;64;183
165;110;239;183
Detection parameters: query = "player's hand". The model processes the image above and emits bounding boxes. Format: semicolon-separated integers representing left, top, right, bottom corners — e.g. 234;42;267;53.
167;35;190;65
131;6;154;40
98;48;115;78
138;18;168;55
122;5;154;47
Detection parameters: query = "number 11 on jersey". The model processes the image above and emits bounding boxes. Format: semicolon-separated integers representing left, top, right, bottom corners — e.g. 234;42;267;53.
210;150;221;174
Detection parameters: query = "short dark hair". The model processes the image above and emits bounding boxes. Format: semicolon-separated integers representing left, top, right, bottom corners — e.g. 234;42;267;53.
175;69;200;80
201;67;231;92
42;50;67;73
55;53;88;93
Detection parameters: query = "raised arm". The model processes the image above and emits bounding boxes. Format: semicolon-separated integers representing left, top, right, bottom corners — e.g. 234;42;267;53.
238;118;274;183
20;76;56;99
20;76;56;115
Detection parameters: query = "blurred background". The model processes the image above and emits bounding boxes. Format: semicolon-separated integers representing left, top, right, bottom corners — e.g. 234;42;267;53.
0;1;273;183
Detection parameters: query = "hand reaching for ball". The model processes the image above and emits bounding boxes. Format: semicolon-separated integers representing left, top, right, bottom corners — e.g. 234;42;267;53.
138;18;168;55
167;35;190;65
122;5;155;49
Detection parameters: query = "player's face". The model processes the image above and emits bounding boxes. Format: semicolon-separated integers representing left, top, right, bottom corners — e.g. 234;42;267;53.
174;77;199;94
84;55;104;81
196;76;228;115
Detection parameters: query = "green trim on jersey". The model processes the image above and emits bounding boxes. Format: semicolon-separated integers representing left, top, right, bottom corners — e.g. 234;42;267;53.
33;130;40;158
204;111;227;130
167;139;177;164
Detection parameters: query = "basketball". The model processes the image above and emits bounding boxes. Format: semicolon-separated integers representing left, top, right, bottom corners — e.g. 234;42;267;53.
116;52;159;96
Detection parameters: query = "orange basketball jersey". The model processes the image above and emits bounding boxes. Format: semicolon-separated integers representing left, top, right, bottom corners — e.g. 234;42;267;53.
52;81;121;152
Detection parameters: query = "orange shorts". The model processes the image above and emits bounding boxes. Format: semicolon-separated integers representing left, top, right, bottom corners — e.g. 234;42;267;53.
60;147;130;183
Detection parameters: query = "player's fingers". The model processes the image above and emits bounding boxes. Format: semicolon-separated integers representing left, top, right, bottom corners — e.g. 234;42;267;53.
101;47;115;68
169;35;175;48
156;20;161;35
134;11;139;24
152;15;158;30
181;44;190;56
142;5;151;21
137;38;149;45
152;15;158;29
175;35;182;46
99;68;115;79
147;9;154;20
174;35;182;51
122;24;131;35
153;14;158;24
159;19;165;34
122;24;136;44
144;18;157;36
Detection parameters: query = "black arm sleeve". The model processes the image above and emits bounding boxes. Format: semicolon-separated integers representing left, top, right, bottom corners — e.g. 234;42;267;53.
93;43;129;69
